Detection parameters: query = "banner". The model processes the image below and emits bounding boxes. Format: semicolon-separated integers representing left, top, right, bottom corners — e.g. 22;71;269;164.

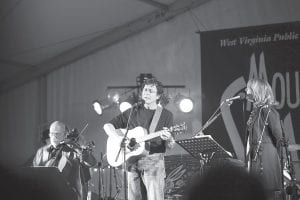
200;21;300;168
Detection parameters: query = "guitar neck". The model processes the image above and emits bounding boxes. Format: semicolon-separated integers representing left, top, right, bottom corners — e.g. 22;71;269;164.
137;132;162;143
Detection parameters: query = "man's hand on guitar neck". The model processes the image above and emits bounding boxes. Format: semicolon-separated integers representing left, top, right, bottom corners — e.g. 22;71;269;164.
159;128;172;140
159;127;175;149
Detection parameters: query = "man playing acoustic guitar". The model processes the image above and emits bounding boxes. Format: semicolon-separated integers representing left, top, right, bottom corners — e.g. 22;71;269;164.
104;78;175;200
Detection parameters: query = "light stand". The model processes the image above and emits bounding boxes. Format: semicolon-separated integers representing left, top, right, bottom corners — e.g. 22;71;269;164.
98;153;104;200
113;167;121;199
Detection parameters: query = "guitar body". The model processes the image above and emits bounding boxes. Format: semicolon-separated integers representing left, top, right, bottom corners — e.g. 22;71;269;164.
106;127;148;167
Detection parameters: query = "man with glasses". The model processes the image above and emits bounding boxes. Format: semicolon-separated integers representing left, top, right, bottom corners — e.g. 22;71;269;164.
33;121;96;200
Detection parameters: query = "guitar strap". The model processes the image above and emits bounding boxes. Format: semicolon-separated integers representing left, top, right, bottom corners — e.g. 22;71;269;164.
149;105;163;133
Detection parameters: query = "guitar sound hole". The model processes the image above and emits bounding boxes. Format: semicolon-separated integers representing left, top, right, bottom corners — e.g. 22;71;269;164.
129;138;136;147
127;138;138;151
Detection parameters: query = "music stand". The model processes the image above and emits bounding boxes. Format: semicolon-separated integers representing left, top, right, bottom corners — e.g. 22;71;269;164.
176;135;232;164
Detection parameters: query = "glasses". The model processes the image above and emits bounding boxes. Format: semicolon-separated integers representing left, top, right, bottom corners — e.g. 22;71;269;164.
49;132;65;136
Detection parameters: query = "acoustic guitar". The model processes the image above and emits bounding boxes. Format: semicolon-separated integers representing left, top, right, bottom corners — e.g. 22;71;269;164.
106;123;186;167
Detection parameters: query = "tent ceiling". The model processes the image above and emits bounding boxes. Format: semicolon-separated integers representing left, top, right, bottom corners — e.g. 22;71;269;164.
0;0;209;93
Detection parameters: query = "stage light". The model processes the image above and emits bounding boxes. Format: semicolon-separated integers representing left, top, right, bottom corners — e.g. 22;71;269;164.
93;100;113;115
179;98;194;113
92;90;121;115
107;91;120;104
92;100;114;115
92;100;103;115
119;101;132;113
119;93;139;113
174;93;194;113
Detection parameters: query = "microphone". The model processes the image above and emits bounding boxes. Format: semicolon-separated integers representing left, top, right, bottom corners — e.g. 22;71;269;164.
132;101;143;107
225;92;246;102
262;101;279;108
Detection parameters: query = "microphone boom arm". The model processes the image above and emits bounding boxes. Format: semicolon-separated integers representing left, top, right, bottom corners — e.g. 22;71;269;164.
193;100;231;137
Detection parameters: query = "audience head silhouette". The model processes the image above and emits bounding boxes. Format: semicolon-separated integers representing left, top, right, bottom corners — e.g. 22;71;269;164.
186;162;266;200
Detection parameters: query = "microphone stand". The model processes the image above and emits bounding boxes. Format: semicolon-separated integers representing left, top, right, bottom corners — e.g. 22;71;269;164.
193;100;231;137
114;105;135;200
279;122;287;200
242;100;250;170
252;108;271;162
192;100;232;171
109;166;112;200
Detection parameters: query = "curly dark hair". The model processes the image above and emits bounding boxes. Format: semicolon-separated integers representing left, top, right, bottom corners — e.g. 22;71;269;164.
141;78;164;95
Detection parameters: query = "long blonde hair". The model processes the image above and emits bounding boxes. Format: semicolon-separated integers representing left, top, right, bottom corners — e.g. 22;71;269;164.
246;78;275;106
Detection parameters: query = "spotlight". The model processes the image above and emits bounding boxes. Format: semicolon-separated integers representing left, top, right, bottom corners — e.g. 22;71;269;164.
92;90;121;115
92;100;105;115
174;94;194;113
179;98;194;113
107;91;120;104
92;100;113;115
119;93;139;113
119;101;132;113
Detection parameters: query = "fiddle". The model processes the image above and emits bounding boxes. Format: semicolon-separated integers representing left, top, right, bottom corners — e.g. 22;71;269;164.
60;129;96;167
46;126;96;172
60;128;95;153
